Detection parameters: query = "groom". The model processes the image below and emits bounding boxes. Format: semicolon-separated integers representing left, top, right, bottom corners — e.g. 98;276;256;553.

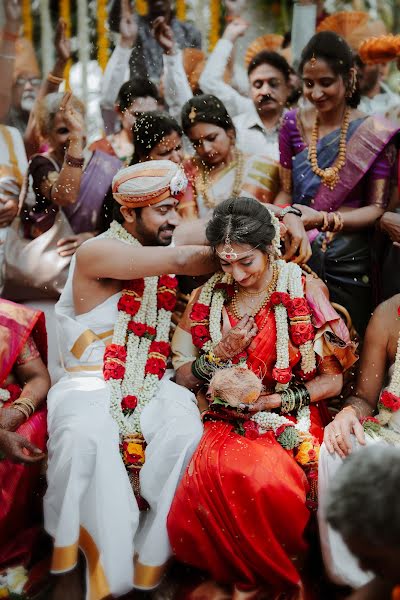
45;160;215;600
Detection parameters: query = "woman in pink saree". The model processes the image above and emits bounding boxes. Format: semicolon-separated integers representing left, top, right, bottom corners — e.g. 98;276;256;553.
0;299;50;571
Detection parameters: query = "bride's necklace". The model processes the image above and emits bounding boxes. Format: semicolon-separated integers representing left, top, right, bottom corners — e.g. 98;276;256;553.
308;107;350;190
230;264;278;319
196;147;245;209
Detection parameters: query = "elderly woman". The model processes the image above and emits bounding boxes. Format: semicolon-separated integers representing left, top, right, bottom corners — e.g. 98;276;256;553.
0;299;50;588
168;197;356;599
24;91;121;253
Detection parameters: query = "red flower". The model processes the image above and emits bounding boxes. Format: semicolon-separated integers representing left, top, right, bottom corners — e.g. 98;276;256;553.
287;297;310;319
380;390;400;412
191;324;211;348
128;322;147;337
103;362;126;381
118;295;141;316
360;416;380;424
272;367;292;384
275;423;294;437
192;324;210;339
146;326;156;338
270;291;291;307
5;383;22;402
190;302;210;322
104;344;127;362
145;357;166;379
398;306;400;319
121;395;138;411
124;279;145;296
157;291;177;312
243;420;260;440
149;341;170;357
290;322;315;346
308;449;317;461
159;275;178;289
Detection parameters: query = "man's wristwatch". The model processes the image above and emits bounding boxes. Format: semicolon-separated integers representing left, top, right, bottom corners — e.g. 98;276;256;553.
279;206;302;220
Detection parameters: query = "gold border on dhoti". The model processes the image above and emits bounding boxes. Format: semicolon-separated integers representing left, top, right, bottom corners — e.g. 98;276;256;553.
51;527;110;600
70;329;114;359
51;540;79;573
134;560;167;590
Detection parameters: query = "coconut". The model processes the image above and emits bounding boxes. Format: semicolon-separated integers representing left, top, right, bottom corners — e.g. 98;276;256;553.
209;366;262;408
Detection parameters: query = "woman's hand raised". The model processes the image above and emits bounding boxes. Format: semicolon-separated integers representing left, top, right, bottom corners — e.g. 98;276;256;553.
214;315;258;360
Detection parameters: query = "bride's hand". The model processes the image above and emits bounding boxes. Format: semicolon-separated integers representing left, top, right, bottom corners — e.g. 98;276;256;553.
214;315;258;360
247;393;281;412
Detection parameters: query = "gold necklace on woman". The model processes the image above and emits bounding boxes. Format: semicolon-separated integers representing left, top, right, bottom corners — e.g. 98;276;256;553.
308;107;351;190
230;264;279;320
196;148;245;209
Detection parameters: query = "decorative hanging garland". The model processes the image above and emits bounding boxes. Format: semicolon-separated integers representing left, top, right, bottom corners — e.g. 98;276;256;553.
59;0;72;89
208;0;221;52
21;0;33;42
135;0;148;16
97;0;109;72
176;0;186;21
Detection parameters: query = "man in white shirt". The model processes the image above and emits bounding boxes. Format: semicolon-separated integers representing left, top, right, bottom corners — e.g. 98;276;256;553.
199;19;292;161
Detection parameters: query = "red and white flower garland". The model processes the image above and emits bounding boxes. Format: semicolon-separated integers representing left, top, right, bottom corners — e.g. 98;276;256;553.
363;326;400;445
190;260;317;451
103;221;177;437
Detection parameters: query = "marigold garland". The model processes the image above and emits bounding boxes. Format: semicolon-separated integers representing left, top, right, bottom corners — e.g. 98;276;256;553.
176;0;186;21
208;0;220;53
21;0;33;42
135;0;148;16
60;0;72;89
97;0;109;72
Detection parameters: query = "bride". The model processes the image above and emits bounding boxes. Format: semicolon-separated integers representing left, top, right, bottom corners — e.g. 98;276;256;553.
168;197;356;599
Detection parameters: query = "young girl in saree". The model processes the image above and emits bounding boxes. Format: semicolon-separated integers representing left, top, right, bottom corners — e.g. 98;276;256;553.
276;31;399;335
178;95;281;220
168;197;356;599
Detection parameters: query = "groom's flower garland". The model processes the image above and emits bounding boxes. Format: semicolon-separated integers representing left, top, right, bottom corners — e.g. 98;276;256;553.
189;260;318;458
103;222;177;456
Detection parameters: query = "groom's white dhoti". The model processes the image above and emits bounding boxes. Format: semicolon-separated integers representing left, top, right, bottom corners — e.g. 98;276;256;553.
44;259;203;599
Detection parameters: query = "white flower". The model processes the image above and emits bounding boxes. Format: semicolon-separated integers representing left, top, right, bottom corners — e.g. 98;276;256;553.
170;167;188;195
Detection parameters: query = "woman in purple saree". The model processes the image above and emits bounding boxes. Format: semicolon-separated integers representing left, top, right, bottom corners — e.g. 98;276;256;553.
277;32;399;335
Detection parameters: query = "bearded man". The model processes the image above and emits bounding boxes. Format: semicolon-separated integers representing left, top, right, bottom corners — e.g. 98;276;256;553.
44;160;215;600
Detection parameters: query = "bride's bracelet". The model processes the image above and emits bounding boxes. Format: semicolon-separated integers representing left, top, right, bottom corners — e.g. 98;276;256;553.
280;384;311;413
191;351;230;382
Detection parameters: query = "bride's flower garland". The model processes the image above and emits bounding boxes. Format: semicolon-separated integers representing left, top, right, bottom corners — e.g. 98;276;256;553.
190;260;318;458
103;222;177;451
